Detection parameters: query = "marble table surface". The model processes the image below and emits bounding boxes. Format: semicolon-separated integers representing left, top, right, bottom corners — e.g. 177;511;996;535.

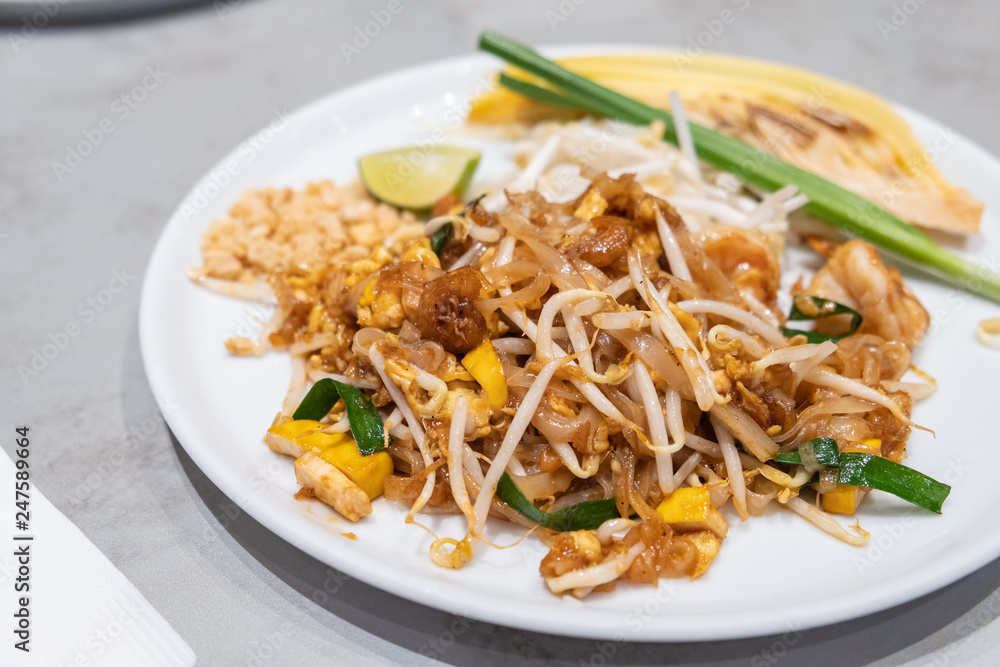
3;0;1000;664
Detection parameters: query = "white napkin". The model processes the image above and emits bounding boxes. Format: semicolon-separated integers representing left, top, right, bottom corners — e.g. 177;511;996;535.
0;447;196;666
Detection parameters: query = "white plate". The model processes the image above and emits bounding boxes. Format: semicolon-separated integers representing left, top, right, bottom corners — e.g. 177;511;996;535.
140;47;1000;641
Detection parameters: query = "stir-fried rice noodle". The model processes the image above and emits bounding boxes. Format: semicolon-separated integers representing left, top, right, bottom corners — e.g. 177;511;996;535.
195;111;936;596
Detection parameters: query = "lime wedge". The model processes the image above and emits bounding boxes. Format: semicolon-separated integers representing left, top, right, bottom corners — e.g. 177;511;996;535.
358;145;481;211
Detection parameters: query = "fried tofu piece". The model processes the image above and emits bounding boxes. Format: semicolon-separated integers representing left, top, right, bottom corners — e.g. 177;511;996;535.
264;419;325;457
294;451;372;522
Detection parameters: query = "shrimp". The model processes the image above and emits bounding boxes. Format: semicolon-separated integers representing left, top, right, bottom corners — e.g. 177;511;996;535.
805;239;929;348
696;226;781;308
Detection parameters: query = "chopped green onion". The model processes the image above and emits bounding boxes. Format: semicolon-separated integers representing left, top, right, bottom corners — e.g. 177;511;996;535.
430;223;452;255
773;438;840;466
779;295;863;343
773;438;950;513
292;378;386;456
292;378;341;421
466;193;487;211
478;31;1000;305
835;452;950;514
496;473;621;531
429;194;488;256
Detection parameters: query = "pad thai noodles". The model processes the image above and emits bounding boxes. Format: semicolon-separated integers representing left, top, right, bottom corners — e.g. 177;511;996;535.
192;100;947;597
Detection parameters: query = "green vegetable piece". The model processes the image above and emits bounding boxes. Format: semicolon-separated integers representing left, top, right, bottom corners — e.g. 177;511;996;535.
779;295;863;343
292;378;386;456
479;31;1000;305
498;73;621;118
428;195;488;256
496;473;621;531
773;437;840;466
430;223;452;255
292;378;341;422
773;438;951;513
465;193;487;211
836;452;951;514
